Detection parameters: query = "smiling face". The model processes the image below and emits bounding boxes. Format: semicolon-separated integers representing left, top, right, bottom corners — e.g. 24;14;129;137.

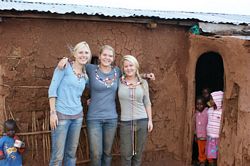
99;48;114;67
196;98;205;112
123;60;137;77
73;46;91;65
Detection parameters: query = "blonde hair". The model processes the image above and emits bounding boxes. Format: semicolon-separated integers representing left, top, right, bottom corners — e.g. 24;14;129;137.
121;55;146;90
99;45;115;58
70;41;91;79
71;41;92;63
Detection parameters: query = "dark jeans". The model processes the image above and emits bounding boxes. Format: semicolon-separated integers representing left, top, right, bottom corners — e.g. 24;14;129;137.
120;118;148;166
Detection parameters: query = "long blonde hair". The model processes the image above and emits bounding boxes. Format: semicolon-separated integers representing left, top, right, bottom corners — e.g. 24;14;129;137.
70;41;92;79
121;55;146;90
71;41;92;63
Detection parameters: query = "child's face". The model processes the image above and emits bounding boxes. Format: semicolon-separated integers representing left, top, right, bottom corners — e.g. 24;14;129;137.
5;124;15;137
196;99;205;112
209;96;217;109
202;89;210;99
209;96;214;105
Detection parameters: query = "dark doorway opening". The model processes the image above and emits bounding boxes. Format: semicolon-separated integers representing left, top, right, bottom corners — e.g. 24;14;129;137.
192;52;224;165
195;52;224;96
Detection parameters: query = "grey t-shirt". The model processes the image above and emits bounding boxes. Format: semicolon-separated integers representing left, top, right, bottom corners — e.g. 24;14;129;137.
86;64;121;120
118;79;151;121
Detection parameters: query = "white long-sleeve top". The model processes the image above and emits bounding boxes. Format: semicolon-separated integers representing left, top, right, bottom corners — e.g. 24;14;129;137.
206;107;222;138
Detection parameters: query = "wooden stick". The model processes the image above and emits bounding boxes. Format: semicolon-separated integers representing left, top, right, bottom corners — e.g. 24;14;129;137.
46;110;50;163
47;134;50;163
13;86;49;89
3;97;7;120
44;111;47;164
76;159;91;164
8;109;22;134
7;105;11;119
82;118;89;160
14;125;87;136
31;111;35;158
16;130;51;136
9;109;14;120
26;135;29;148
83;128;89;159
35;119;38;157
78;132;83;160
42;119;46;165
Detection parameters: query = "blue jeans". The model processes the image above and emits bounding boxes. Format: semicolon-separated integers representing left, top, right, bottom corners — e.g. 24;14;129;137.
87;119;118;166
120;119;148;166
49;118;83;166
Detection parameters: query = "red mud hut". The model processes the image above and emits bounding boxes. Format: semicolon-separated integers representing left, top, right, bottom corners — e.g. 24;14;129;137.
0;1;250;165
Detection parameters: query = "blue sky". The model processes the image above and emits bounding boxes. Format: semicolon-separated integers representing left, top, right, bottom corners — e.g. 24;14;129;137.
26;0;250;15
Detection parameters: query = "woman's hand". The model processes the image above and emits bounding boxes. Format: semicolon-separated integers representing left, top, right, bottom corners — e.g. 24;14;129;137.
147;73;155;80
87;99;91;106
50;111;58;130
57;57;68;70
148;120;153;132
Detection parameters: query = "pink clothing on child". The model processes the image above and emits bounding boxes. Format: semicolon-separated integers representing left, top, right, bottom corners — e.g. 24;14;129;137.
195;108;208;139
207;91;224;138
206;91;223;160
206;136;219;159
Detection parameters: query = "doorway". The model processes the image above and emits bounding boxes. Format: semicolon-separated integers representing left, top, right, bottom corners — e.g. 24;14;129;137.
195;52;224;96
192;52;224;165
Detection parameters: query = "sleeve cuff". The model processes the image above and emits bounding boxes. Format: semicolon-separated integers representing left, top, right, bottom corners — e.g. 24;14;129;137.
48;94;57;98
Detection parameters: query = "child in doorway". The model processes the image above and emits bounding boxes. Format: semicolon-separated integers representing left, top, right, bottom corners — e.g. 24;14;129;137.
194;96;208;166
0;119;25;166
202;88;211;108
206;91;224;166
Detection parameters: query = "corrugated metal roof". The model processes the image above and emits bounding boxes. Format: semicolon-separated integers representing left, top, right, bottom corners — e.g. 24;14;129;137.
1;0;250;25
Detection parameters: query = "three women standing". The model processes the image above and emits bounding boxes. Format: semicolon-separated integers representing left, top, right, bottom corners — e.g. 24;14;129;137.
55;44;154;166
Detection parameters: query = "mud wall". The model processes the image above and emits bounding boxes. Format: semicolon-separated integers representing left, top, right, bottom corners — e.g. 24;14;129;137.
0;17;189;165
185;35;250;166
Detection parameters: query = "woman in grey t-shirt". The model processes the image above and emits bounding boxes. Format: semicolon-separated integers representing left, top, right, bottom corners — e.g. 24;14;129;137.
118;55;153;166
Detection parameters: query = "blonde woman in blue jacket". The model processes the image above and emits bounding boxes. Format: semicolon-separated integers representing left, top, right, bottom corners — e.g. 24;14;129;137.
48;41;91;166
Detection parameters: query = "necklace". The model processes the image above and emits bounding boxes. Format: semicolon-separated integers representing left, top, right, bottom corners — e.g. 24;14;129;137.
71;62;86;80
95;66;117;88
73;70;85;80
121;75;141;89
